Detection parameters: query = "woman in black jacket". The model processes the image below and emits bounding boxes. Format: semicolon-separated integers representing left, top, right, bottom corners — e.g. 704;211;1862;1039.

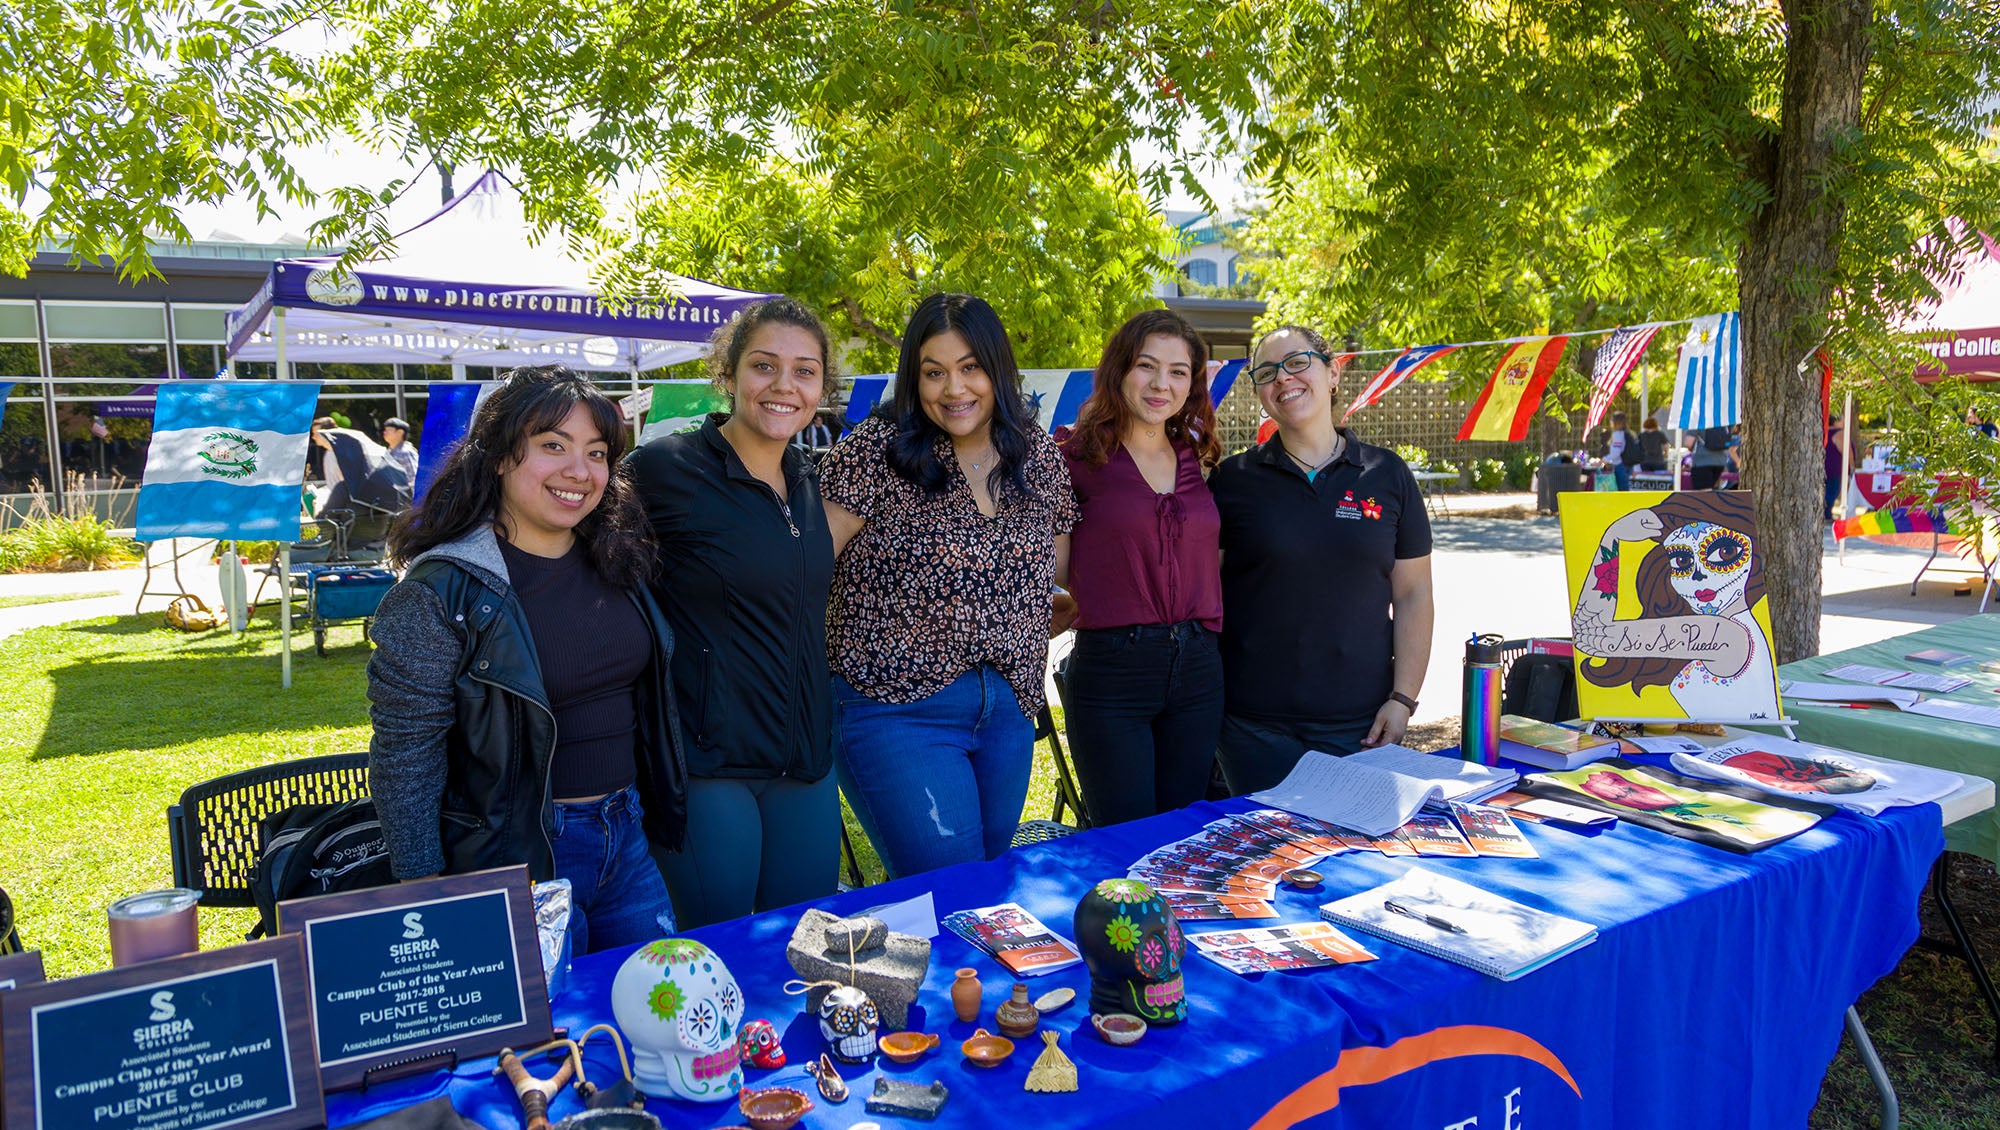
628;298;840;928
368;365;684;955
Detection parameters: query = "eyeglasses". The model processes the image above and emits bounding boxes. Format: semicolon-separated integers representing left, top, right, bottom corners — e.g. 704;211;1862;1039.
1247;350;1330;386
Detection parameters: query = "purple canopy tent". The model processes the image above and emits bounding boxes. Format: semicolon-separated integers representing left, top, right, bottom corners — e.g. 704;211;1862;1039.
221;170;775;685
223;170;775;372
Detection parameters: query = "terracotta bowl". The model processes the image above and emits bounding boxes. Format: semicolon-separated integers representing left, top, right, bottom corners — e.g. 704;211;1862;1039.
960;1027;1015;1067
878;1030;939;1064
737;1085;814;1130
1281;868;1324;890
1032;986;1076;1013
1091;1012;1148;1046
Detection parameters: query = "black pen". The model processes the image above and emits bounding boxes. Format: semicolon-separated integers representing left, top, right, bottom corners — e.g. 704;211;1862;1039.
1385;899;1467;934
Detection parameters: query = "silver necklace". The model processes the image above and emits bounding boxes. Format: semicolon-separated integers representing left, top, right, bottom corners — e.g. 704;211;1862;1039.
1285;433;1344;474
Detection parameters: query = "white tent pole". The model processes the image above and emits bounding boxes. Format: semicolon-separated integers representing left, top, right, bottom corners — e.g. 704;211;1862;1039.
1839;388;1855;564
1639;366;1650;426
274;307;288;381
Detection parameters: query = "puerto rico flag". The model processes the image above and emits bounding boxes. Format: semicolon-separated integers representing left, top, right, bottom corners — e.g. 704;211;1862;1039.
1344;344;1460;420
1669;312;1742;429
136;382;322;541
1458;336;1569;441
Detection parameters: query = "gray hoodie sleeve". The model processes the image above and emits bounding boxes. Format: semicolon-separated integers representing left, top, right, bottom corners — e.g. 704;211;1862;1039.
365;579;464;879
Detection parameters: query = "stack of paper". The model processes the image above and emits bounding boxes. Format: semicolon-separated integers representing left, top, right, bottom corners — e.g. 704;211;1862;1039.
1248;747;1517;837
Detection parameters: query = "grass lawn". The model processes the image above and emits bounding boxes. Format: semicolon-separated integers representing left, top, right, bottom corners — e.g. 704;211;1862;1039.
1;614;1994;1127
0;590;119;609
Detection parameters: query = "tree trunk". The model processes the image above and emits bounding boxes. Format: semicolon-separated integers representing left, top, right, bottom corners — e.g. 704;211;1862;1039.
1735;0;1872;664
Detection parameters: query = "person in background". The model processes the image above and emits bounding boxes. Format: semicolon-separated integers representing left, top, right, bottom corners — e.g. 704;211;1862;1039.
793;410;835;454
628;298;841;928
381;416;419;483
1637;418;1668;472
367;366;683;954
1968;406;1999;440
1604;411;1636;490
1209;325;1435;793
819;293;1077;877
308;415;336;482
1690;425;1731;490
1056;308;1225;826
1824;422;1850;521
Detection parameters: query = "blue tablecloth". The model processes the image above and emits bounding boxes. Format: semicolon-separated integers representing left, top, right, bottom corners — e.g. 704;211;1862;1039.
326;773;1940;1130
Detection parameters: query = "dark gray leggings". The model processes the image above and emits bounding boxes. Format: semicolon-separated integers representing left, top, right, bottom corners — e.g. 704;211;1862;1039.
654;773;841;930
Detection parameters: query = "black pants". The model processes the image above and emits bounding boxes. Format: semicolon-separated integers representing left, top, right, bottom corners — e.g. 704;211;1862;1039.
1215;712;1373;796
1063;622;1224;826
1690;464;1723;491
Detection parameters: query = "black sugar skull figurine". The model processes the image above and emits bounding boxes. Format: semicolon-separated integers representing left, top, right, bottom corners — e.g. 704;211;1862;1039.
1074;878;1186;1025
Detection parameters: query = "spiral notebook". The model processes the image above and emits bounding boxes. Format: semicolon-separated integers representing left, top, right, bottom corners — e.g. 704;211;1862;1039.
1319;867;1597;981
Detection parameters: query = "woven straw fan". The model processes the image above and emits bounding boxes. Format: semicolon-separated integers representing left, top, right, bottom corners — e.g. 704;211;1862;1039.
1025;1031;1078;1093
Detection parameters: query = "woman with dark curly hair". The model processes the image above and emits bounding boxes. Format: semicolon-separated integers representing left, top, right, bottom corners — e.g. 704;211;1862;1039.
1056;308;1225;825
368;365;684;954
627;298;842;928
819;293;1078;878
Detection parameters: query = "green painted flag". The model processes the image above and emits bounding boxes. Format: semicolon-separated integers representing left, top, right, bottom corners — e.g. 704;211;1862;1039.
642;384;726;442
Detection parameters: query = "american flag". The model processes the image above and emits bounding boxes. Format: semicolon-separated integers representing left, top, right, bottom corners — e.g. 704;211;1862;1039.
1584;324;1664;433
1342;344;1460;421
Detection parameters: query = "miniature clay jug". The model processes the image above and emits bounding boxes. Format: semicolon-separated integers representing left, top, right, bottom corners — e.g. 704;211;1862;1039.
995;982;1040;1038
951;968;982;1023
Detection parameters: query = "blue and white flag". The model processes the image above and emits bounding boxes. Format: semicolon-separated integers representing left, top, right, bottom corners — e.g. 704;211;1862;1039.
136;382;322;541
840;361;1245;436
0;383;13;434
414;382;497;502
1670;312;1742;429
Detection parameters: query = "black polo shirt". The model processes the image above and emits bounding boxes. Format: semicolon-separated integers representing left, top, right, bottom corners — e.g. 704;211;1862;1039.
1210;429;1431;727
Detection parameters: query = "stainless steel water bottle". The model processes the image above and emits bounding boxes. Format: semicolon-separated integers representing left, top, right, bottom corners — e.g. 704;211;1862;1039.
1462;633;1506;765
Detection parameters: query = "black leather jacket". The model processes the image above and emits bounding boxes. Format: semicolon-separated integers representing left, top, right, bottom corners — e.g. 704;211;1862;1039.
367;528;687;881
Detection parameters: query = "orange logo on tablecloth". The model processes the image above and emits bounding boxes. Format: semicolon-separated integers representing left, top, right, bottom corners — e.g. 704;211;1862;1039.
1247;1024;1580;1129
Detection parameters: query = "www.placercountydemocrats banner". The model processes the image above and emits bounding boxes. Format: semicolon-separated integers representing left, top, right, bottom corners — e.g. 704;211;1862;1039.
137;382;322;541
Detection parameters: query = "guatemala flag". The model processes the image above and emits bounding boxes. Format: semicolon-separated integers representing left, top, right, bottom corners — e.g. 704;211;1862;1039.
136;382;322;541
1669;312;1742;429
414;382;497;502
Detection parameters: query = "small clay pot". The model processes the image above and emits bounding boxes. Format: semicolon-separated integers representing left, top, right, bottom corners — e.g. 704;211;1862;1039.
1280;868;1324;890
994;982;1039;1038
877;1031;939;1064
737;1086;814;1130
950;967;982;1023
960;1028;1015;1067
1091;1012;1147;1046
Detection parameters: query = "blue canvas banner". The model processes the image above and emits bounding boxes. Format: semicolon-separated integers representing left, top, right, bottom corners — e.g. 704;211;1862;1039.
413;383;495;503
841;360;1246;437
136;382;321;541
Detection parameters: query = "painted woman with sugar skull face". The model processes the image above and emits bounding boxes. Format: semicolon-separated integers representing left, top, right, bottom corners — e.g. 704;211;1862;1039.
1573;491;1778;721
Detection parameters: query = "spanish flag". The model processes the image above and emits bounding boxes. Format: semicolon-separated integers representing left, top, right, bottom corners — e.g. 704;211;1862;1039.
1457;336;1569;441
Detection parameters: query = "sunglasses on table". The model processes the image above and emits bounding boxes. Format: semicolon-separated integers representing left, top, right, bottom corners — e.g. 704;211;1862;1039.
1247;350;1331;385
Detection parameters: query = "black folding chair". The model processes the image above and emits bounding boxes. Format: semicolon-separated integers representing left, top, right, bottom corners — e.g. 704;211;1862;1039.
167;753;372;908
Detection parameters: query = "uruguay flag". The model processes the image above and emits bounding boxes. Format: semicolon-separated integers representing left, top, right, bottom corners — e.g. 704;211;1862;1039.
1670;312;1742;429
414;382;497;502
136;382;322;541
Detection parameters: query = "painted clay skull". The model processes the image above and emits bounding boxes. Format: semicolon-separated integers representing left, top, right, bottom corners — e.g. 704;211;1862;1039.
816;984;879;1063
610;938;745;1102
738;1018;786;1069
1663;521;1752;617
1075;878;1186;1025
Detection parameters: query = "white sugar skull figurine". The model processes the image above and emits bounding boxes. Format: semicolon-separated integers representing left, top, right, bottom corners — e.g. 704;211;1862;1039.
610;938;746;1102
816;985;879;1064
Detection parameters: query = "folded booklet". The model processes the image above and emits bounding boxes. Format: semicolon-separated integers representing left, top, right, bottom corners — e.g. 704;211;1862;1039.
1670;737;1963;815
1319;866;1596;982
1497;716;1618;771
941;902;1082;977
1517;758;1833;853
1249;747;1519;837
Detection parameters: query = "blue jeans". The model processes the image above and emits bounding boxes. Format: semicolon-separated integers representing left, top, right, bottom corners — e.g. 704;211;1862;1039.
833;668;1034;880
1613;464;1631;491
551;785;676;955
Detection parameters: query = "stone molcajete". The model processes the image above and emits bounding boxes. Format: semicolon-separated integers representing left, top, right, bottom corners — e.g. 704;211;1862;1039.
1073;878;1187;1025
785;910;931;1030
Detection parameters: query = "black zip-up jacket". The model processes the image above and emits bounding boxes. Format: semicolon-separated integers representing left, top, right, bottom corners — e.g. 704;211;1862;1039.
627;415;834;781
366;526;688;880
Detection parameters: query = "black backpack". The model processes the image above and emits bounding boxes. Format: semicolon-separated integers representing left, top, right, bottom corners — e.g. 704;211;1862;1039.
1501;654;1579;724
246;798;396;939
1618;430;1645;466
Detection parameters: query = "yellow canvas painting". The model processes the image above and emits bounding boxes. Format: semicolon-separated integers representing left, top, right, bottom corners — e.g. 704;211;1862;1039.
1558;490;1784;724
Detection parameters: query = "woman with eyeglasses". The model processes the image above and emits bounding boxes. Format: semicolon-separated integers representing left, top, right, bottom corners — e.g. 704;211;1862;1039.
819;293;1077;878
1208;326;1436;793
1055;309;1225;826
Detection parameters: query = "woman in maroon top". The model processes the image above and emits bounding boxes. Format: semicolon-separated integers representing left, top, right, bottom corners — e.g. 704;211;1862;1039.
1057;309;1225;825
